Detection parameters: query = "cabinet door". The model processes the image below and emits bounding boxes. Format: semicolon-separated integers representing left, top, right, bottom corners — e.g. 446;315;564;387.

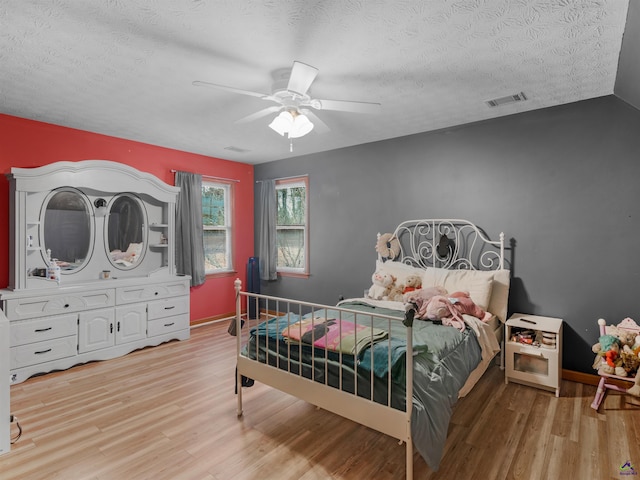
115;304;147;344
78;309;115;353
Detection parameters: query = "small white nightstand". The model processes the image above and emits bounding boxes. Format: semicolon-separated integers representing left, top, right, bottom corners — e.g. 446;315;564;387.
505;313;563;397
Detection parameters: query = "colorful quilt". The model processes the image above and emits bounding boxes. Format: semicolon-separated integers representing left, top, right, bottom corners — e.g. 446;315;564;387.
281;317;388;355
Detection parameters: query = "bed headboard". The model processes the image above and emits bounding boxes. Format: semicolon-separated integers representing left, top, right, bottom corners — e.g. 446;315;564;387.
381;218;505;271
377;219;509;323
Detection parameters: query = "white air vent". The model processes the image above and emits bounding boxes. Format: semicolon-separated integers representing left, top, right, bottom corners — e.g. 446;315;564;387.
224;146;250;153
485;92;527;108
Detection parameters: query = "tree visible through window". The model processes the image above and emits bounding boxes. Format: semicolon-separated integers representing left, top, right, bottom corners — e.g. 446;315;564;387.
276;177;308;274
202;180;233;273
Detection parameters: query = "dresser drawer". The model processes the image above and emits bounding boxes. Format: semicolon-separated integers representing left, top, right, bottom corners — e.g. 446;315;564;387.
10;314;77;346
10;336;77;369
116;278;190;304
4;290;115;320
147;313;189;337
147;296;189;321
505;342;559;390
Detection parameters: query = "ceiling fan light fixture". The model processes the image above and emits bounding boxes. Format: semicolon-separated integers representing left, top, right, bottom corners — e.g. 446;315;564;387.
268;111;294;136
289;113;314;138
268;110;314;138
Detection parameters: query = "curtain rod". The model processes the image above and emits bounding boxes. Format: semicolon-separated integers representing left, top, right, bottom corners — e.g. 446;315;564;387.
171;169;240;183
256;174;308;183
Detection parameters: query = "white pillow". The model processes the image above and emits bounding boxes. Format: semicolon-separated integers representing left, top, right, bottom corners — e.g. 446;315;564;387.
422;267;494;310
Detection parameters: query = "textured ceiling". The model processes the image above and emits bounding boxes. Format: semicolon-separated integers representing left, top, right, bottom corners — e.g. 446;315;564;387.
0;0;630;164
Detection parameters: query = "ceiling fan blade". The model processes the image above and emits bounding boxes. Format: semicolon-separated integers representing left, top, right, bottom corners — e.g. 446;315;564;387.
301;109;330;134
235;106;282;124
287;61;319;97
314;98;382;114
192;80;269;99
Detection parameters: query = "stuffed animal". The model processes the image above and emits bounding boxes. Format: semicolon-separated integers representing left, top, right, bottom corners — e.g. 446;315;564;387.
367;270;396;300
634;335;640;356
592;334;625;376
448;291;492;322
420;291;491;331
403;286;448;316
422;295;466;331
384;277;405;302
376;233;400;260
616;330;637;350
620;347;640;376
402;274;422;295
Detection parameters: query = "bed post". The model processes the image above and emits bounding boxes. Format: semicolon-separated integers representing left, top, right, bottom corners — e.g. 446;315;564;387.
235;278;243;417
499;232;505;269
404;306;415;480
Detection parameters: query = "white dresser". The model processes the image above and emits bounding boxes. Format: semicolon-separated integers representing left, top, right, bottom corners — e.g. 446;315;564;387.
2;160;191;384
0;310;9;455
2;276;190;384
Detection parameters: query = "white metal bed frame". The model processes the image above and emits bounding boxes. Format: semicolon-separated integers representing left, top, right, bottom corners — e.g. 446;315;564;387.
233;219;506;478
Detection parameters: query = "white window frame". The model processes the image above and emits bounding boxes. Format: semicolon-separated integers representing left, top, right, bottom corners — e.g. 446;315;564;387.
202;179;233;275
276;176;309;276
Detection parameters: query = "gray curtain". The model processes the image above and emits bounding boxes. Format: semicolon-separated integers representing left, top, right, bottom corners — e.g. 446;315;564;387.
175;171;206;286
258;179;277;281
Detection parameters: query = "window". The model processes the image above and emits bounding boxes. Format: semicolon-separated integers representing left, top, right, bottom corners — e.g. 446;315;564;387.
202;180;233;274
276;177;308;275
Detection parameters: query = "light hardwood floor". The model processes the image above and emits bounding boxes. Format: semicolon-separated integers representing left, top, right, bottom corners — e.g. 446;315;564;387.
2;320;640;480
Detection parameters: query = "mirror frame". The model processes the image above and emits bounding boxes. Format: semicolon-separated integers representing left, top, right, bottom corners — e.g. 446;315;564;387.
105;193;148;270
40;187;94;274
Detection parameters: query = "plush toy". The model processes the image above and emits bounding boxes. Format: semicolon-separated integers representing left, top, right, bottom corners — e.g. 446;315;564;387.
403;286;447;314
620;347;640;376
422;295;466;331
592;334;625;376
402;274;422;295
384;278;405;302
592;318;640;396
448;291;492;322
616;330;637;350
375;233;400;260
420;291;491;331
367;270;396;300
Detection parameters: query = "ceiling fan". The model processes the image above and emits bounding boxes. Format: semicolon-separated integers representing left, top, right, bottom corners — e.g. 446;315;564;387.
193;61;381;139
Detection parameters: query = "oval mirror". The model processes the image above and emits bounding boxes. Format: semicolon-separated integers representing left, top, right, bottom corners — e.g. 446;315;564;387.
43;188;93;272
107;194;146;269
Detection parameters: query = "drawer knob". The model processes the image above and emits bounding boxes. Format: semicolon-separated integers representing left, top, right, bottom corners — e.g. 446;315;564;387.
64;304;70;308
164;322;175;327
155;292;159;296
164;306;175;310
35;348;52;355
35;327;53;332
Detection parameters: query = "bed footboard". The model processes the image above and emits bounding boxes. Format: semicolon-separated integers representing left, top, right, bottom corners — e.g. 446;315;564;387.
234;279;415;479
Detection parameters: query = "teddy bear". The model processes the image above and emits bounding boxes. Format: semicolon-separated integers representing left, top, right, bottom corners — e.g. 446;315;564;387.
367;270;396;300
402;274;422;295
384;279;405;302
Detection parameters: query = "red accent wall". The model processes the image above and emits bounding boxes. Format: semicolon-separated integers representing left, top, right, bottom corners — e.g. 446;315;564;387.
0;114;254;323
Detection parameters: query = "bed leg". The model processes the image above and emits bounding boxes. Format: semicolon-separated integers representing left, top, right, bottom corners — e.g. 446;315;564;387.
236;367;243;417
406;437;413;480
590;377;606;411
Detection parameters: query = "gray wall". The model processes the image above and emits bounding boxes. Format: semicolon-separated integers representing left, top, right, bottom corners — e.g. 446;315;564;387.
616;0;640;110
254;95;640;374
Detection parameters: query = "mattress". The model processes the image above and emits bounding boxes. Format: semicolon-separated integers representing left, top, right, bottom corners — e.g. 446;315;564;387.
242;299;484;470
